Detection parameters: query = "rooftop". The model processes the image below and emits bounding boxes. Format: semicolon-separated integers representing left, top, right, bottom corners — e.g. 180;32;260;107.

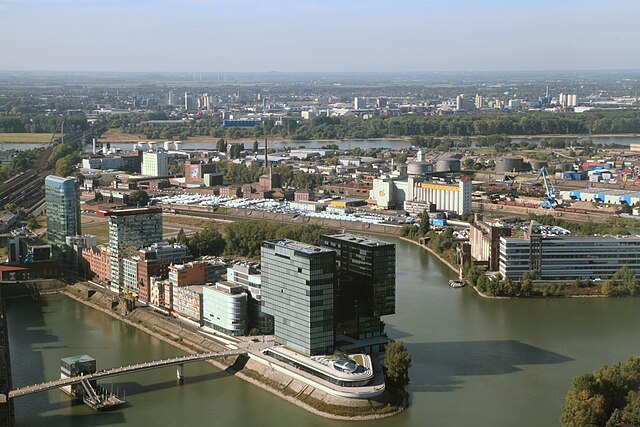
264;239;334;255
323;233;393;248
96;206;162;216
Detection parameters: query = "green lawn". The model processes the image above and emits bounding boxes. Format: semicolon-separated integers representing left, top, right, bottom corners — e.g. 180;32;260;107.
0;133;52;143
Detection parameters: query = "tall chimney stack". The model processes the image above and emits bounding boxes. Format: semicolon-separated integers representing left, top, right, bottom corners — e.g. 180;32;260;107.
264;138;268;173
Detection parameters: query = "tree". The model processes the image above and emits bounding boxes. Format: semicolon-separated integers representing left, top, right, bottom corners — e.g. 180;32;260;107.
27;216;39;230
128;190;150;207
54;155;75;177
384;340;412;388
252;140;259;153
176;228;188;245
216;139;227;152
418;209;430;235
187;226;225;257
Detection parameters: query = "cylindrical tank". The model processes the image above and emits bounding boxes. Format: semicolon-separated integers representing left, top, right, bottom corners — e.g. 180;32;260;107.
407;162;433;176
136;141;147;150
495;156;526;174
164;141;172;151
560;163;573;172
435;155;461;172
397;163;408;175
148;141;157;151
173;141;183;150
529;160;548;171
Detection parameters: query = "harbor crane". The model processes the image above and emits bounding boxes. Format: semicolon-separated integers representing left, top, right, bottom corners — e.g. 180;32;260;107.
538;166;560;209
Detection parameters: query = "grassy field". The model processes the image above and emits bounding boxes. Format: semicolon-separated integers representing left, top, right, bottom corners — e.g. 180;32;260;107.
99;129;147;142
0;133;52;143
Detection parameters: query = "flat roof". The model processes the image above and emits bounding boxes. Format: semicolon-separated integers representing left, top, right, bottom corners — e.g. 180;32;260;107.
503;235;640;242
567;188;640;198
264;239;334;255
322;233;393;248
96;206;162;216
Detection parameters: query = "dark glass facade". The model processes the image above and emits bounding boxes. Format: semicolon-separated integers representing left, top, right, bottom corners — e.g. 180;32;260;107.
320;234;395;340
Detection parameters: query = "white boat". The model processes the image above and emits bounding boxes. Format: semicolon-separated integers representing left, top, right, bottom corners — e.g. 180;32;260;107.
449;280;465;288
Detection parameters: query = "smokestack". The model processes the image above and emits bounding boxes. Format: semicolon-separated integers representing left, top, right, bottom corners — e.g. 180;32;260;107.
92;138;97;154
264;138;268;172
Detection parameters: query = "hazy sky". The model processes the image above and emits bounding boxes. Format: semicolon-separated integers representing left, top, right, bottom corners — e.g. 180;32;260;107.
0;0;638;72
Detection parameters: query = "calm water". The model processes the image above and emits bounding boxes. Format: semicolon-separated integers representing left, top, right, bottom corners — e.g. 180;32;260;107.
7;236;640;426
4;134;640;152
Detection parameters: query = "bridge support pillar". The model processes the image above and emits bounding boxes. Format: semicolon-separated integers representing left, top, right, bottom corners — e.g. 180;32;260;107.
176;364;184;383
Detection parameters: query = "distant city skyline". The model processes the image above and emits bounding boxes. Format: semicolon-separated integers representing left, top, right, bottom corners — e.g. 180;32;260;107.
1;0;639;73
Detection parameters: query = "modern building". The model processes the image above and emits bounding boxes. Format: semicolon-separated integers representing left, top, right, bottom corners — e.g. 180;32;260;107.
226;263;273;334
499;232;640;280
320;233;395;347
44;175;81;249
172;285;203;323
97;207;163;292
354;97;366;110
202;283;248;336
141;150;169;177
168;261;208;287
261;239;336;356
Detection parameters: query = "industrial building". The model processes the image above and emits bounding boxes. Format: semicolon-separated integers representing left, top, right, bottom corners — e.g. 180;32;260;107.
45;175;81;250
320;233;395;351
499;233;640;280
97;207;163;292
561;188;640;206
261;239;336;356
370;177;472;215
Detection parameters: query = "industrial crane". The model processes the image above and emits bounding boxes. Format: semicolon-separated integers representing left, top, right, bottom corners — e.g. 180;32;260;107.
538;166;560;209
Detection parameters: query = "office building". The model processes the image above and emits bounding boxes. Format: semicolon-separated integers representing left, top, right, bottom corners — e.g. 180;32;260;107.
97;207;163;292
475;94;484;109
320;233;395;344
499;232;640;280
168;261;208;286
354;97;366;110
135;242;192;301
142;150;169;177
44;175;81;249
202;283;248;336
261;239;335;356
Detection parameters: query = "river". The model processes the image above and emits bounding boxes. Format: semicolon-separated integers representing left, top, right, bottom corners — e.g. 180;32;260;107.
7;236;640;426
3;134;640;152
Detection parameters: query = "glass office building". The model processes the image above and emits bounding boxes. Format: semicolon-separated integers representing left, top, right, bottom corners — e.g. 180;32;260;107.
44;175;81;249
261;239;335;356
320;233;395;340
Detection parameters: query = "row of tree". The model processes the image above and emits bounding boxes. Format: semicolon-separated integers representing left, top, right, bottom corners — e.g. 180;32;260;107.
169;221;336;259
0;115;88;134
109;110;640;141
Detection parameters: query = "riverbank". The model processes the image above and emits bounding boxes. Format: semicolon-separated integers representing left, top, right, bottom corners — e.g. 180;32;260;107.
57;282;407;421
399;237;460;277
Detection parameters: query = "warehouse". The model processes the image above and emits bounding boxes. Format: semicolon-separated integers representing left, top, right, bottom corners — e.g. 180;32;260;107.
561;188;640;206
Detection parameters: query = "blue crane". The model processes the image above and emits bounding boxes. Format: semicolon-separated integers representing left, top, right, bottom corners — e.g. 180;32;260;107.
538;166;560;209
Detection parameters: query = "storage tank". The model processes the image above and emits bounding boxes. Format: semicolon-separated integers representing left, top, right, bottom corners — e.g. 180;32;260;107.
529;160;548;171
173;141;183;150
435;155;461;172
407;162;433;176
495;156;527;174
136;141;147;150
164;141;172;151
147;141;157;151
560;163;574;172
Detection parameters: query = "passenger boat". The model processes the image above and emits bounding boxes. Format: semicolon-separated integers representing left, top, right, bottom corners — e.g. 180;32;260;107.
448;280;465;288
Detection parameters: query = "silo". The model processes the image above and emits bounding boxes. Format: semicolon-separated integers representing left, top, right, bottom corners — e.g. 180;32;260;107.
529;160;548;171
164;141;172;151
435;155;461;172
173;141;183;150
495;156;526;174
407;162;433;176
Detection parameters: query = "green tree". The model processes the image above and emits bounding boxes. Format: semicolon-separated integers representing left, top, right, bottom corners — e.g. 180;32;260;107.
252;140;259;153
54;155;75;177
384;340;412;388
418;210;431;236
27;216;39;230
128;190;150;206
622;391;640;425
216;139;227;152
176;228;188;245
187;226;225;257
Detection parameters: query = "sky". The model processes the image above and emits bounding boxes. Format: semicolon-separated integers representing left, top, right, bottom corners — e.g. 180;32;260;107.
0;0;639;73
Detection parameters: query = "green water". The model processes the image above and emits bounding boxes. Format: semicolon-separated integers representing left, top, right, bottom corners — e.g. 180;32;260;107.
7;236;640;426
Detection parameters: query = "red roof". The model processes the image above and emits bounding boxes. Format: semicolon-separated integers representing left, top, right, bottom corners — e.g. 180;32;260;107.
0;265;28;272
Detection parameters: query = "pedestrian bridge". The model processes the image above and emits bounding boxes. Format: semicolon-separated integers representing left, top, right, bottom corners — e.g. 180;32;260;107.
6;349;245;399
